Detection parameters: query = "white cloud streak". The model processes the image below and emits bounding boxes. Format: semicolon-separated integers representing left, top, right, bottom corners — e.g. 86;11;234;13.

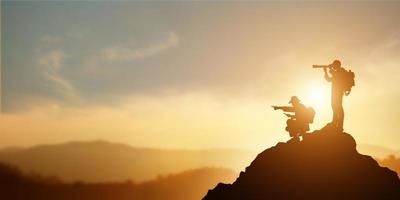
101;32;179;61
38;49;77;101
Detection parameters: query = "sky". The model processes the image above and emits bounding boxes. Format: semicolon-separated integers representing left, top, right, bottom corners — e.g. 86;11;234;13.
1;1;400;150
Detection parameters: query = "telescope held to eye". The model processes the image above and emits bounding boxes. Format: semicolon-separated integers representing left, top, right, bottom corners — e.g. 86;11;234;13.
312;64;331;69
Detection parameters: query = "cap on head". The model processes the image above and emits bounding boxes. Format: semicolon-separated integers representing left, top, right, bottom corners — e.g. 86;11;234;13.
289;96;301;104
331;59;341;69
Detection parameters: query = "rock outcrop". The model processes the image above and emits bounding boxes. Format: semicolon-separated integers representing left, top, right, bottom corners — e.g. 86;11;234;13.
204;126;400;200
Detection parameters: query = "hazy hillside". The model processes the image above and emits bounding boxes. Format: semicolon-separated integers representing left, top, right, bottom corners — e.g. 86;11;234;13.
0;162;236;200
0;141;398;183
357;144;400;158
0;141;254;182
378;155;400;177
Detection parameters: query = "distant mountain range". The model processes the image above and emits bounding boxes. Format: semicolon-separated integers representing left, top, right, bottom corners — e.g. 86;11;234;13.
0;141;255;182
356;144;400;158
0;140;397;183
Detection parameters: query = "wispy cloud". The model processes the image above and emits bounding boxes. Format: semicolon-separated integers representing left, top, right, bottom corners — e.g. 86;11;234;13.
101;32;179;61
40;35;61;44
38;49;77;101
39;49;65;71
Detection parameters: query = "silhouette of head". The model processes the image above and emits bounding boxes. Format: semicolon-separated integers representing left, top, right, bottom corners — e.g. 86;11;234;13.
289;96;301;106
331;59;341;70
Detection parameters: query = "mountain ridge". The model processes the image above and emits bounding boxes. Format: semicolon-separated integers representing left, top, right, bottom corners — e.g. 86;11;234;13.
1;139;397;158
0;139;398;183
0;140;255;182
204;126;400;200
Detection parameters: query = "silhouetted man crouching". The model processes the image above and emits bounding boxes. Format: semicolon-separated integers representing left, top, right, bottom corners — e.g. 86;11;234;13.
273;96;315;142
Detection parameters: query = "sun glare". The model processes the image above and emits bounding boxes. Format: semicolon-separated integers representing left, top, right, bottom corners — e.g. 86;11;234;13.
305;85;330;109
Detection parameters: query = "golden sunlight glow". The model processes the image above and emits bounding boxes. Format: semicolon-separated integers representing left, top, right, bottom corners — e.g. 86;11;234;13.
304;85;330;110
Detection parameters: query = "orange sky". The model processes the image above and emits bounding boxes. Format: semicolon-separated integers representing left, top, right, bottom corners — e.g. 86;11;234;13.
1;2;400;150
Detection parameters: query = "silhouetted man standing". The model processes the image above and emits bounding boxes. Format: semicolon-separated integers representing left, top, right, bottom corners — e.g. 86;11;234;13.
320;60;354;131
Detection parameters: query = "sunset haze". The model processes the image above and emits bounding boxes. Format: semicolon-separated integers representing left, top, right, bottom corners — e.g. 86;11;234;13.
1;1;400;151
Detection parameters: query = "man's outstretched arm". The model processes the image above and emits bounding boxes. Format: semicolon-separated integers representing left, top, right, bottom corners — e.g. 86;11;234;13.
272;106;295;112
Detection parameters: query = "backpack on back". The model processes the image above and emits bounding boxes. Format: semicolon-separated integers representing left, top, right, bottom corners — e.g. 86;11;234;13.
342;69;355;95
305;107;315;123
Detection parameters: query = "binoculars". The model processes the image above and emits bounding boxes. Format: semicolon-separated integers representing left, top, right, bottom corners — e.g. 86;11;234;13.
312;65;331;69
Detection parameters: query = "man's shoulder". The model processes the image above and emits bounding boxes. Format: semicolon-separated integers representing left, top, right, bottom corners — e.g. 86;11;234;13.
298;104;307;109
339;67;348;73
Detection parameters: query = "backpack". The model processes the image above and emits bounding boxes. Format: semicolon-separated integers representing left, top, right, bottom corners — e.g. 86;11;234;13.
342;69;355;94
305;107;315;123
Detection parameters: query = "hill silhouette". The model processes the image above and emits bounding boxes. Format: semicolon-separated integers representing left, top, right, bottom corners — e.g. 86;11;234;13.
379;155;400;178
0;141;254;182
204;126;400;200
0;161;236;200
